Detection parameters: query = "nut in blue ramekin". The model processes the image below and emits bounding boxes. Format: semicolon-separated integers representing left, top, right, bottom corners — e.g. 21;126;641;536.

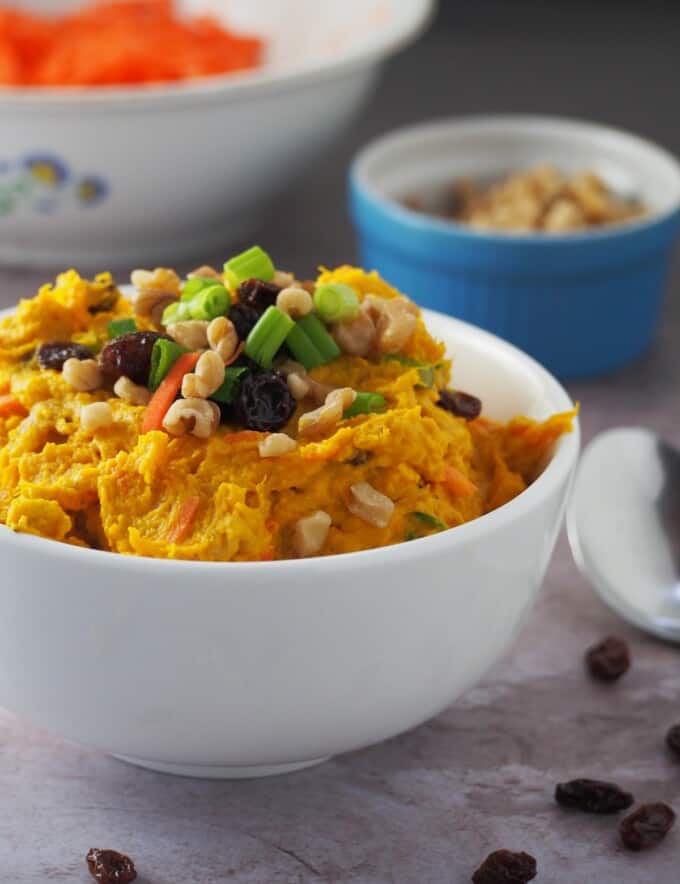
349;116;680;379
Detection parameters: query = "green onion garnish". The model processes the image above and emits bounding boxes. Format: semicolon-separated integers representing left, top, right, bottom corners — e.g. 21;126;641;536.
285;323;325;371
410;511;446;532
148;338;189;390
245;306;294;369
313;283;360;324
296;314;341;363
210;366;248;404
223;245;275;289
343;391;387;419
187;284;231;321
107;318;137;338
181;277;215;301
161;301;192;326
383;354;436;388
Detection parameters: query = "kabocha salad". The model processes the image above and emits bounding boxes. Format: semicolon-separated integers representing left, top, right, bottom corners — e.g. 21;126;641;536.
0;247;574;560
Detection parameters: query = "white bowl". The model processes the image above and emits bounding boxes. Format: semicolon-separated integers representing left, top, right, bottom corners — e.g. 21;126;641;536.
0;308;579;778
0;0;433;268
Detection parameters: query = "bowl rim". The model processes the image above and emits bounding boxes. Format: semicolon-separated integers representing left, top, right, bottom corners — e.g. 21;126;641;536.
0;303;580;573
350;113;680;244
0;0;435;111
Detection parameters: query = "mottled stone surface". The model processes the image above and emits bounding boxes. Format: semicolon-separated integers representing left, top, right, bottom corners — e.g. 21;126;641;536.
2;3;680;881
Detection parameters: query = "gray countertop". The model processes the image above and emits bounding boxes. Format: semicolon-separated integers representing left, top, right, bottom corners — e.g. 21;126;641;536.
2;3;680;881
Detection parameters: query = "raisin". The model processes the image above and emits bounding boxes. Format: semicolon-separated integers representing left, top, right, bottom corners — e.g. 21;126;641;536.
437;389;482;420
233;370;295;432
585;635;630;681
37;341;94;371
99;331;169;386
555;778;634;813
620;803;676;851
237;278;281;315
229;302;261;341
86;848;137;884
666;724;680;759
471;849;537;884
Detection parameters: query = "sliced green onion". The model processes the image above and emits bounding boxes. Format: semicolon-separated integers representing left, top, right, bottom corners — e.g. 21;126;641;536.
161;301;192;326
383;354;435;388
410;511;446;532
296;314;340;363
107;318;137;338
313;283;360;324
343;391;387;419
223;245;275;289
285;323;324;371
148;338;189;390
187;284;231;321
245;306;294;369
210;366;248;404
181;277;215;301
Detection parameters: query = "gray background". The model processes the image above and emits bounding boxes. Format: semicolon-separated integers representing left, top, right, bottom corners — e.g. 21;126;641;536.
2;2;680;881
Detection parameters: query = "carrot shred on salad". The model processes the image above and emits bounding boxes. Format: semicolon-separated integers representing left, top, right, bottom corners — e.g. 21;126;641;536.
169;495;200;543
0;0;263;87
141;351;200;434
442;464;477;498
0;395;27;418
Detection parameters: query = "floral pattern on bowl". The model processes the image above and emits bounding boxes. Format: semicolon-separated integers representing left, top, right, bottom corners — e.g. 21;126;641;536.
0;153;109;216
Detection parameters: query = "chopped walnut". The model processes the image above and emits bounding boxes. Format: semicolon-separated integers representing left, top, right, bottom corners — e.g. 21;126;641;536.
130;267;181;324
362;295;417;354
347;481;394;528
298;387;356;437
166;320;209;350
80;401;113;432
332;310;376;357
258;433;298;458
62;357;102;392
293;510;332;557
162;398;220;439
113;375;150;406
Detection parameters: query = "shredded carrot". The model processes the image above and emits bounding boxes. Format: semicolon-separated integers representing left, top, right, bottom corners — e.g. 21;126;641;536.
442;464;477;497
224;342;245;367
169;495;200;544
141;351;200;434
223;430;263;443
0;0;263;87
258;548;275;561
0;395;27;418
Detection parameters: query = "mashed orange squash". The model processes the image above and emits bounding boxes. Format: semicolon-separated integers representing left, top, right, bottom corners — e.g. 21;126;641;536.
0;263;574;560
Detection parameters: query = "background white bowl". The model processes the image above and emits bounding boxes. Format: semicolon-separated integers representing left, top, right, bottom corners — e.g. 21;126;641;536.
0;307;578;778
0;0;433;268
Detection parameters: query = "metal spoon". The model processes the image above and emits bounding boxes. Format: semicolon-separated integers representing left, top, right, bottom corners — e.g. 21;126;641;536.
567;427;680;643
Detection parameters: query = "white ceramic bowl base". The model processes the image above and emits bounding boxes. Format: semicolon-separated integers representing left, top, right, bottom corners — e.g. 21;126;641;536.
0;0;433;267
0;309;578;778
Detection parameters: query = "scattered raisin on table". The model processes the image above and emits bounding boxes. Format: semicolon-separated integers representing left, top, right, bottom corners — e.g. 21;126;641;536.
472;849;537;884
99;330;169;386
437;389;482;421
37;342;94;371
555;778;634;813
229;303;261;341
86;848;137;884
665;724;680;759
585;635;630;681
619;803;676;851
237;278;281;315
233;370;296;432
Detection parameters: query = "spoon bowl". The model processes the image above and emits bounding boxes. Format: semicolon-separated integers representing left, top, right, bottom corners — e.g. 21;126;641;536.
568;427;680;642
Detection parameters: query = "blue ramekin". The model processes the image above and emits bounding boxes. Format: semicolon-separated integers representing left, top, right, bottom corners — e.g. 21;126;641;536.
349;116;680;379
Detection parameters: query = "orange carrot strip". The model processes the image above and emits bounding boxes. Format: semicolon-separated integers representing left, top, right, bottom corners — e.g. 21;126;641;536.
169;495;200;543
224;341;245;366
442;464;477;497
141;351;200;433
0;395;27;418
